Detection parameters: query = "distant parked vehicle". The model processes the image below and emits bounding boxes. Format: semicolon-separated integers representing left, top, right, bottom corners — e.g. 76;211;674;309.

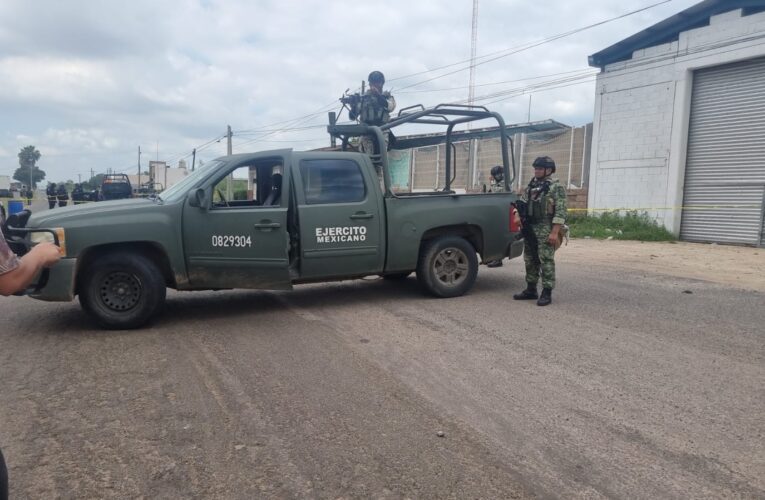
100;174;133;200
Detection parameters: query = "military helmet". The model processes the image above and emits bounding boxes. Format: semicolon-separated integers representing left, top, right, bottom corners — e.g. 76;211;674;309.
490;165;504;178
368;71;385;85
532;156;556;173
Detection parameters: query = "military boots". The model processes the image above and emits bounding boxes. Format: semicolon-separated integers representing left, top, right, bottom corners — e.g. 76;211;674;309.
537;288;552;306
513;283;538;300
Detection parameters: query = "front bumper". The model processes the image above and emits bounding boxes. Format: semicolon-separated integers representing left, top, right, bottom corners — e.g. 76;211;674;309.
29;257;77;302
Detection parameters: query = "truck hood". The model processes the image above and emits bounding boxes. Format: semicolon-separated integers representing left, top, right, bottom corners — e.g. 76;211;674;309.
28;198;157;228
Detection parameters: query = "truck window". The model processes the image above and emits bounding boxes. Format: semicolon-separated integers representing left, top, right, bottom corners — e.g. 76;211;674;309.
211;164;282;208
299;159;366;205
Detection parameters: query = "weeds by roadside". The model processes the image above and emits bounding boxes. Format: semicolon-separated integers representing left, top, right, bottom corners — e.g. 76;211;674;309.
567;211;676;241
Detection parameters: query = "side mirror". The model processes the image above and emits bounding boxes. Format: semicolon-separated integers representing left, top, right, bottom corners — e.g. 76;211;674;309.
187;188;207;208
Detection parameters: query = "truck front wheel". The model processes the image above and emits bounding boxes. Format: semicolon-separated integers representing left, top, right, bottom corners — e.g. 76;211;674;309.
79;252;166;329
417;236;478;298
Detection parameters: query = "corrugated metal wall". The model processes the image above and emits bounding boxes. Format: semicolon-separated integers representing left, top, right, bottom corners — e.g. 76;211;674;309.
681;57;765;246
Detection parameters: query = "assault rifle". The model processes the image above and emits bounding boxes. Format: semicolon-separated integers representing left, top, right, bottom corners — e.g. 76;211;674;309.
514;199;537;248
340;90;390;123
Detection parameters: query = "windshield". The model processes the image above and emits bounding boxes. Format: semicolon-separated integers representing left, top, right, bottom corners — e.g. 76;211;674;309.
159;160;223;202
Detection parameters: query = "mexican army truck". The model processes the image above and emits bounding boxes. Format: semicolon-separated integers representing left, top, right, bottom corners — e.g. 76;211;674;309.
6;104;524;329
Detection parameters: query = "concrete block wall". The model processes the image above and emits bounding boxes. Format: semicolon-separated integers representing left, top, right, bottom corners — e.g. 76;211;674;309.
588;8;765;235
566;188;588;212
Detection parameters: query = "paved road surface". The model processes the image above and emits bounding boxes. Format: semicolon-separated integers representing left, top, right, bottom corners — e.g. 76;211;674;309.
0;251;763;498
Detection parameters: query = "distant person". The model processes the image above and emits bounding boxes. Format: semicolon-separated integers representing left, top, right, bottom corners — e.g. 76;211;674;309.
56;184;69;207
24;188;32;206
72;183;85;205
46;183;58;209
513;156;567;306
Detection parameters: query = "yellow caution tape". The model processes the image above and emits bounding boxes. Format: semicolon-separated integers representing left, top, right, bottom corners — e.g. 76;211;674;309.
568;204;762;212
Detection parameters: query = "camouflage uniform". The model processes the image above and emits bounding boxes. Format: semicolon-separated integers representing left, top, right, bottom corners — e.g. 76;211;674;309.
356;90;396;157
0;235;20;277
489;179;505;193
521;175;567;289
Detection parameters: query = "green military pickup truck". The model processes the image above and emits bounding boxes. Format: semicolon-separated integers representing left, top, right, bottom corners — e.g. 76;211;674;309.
9;105;523;329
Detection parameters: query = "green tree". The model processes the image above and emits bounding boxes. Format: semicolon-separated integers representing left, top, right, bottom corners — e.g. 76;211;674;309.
14;145;46;189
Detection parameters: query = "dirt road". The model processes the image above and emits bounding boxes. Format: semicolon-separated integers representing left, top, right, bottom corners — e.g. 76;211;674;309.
561;238;765;291
0;239;762;498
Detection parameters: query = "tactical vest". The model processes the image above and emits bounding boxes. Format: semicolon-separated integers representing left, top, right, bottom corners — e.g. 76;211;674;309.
360;93;389;126
526;179;554;224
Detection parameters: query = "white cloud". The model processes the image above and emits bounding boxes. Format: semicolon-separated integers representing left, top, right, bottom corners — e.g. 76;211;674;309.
0;0;701;181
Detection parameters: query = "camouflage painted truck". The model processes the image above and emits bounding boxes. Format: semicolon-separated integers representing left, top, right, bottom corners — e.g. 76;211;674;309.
6;105;524;329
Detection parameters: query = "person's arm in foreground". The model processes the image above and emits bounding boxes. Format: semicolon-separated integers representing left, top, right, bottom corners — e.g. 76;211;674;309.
0;241;60;296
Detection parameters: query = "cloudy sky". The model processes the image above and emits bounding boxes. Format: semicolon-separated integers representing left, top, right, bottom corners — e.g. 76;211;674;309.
0;0;700;183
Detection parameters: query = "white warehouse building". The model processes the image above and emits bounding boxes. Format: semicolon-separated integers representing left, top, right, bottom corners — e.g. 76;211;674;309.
588;0;765;246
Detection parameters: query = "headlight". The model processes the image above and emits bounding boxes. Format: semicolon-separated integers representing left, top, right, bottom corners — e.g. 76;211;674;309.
30;227;66;256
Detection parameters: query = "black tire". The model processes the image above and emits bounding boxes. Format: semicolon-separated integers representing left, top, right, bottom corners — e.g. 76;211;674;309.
416;236;478;298
382;272;411;280
78;252;166;329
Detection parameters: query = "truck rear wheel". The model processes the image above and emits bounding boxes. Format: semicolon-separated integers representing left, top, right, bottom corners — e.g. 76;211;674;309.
416;236;478;298
79;252;166;329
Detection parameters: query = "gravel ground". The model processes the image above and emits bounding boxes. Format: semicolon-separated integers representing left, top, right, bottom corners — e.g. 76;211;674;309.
0;239;763;498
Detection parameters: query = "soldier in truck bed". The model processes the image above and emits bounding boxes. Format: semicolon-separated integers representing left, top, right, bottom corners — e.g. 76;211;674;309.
349;71;396;157
486;166;506;268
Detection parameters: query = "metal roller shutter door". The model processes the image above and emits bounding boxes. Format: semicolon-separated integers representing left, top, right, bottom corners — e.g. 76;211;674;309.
681;57;765;246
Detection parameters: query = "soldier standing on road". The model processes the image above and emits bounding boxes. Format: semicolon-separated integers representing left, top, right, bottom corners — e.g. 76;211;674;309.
513;156;567;306
72;183;84;205
56;184;69;208
46;183;58;209
350;71;396;159
486;166;506;268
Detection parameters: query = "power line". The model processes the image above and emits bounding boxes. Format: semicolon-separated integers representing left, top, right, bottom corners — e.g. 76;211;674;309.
397;68;598;94
389;0;672;92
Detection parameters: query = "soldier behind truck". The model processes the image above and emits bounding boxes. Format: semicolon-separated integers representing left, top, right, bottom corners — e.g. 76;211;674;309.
486;166;505;268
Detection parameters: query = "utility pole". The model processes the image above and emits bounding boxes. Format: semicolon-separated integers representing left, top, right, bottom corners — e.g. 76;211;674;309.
467;0;479;129
138;146;142;189
226;125;233;199
329;112;337;148
527;94;532;123
78;174;81;183
191;148;196;172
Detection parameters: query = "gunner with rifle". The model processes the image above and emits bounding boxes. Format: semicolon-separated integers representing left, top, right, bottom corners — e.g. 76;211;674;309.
342;71;396;157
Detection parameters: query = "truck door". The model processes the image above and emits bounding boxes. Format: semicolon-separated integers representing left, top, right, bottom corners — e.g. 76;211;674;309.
294;155;385;279
182;160;292;290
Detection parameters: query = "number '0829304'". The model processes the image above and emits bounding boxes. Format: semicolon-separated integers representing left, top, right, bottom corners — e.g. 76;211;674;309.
212;235;253;248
